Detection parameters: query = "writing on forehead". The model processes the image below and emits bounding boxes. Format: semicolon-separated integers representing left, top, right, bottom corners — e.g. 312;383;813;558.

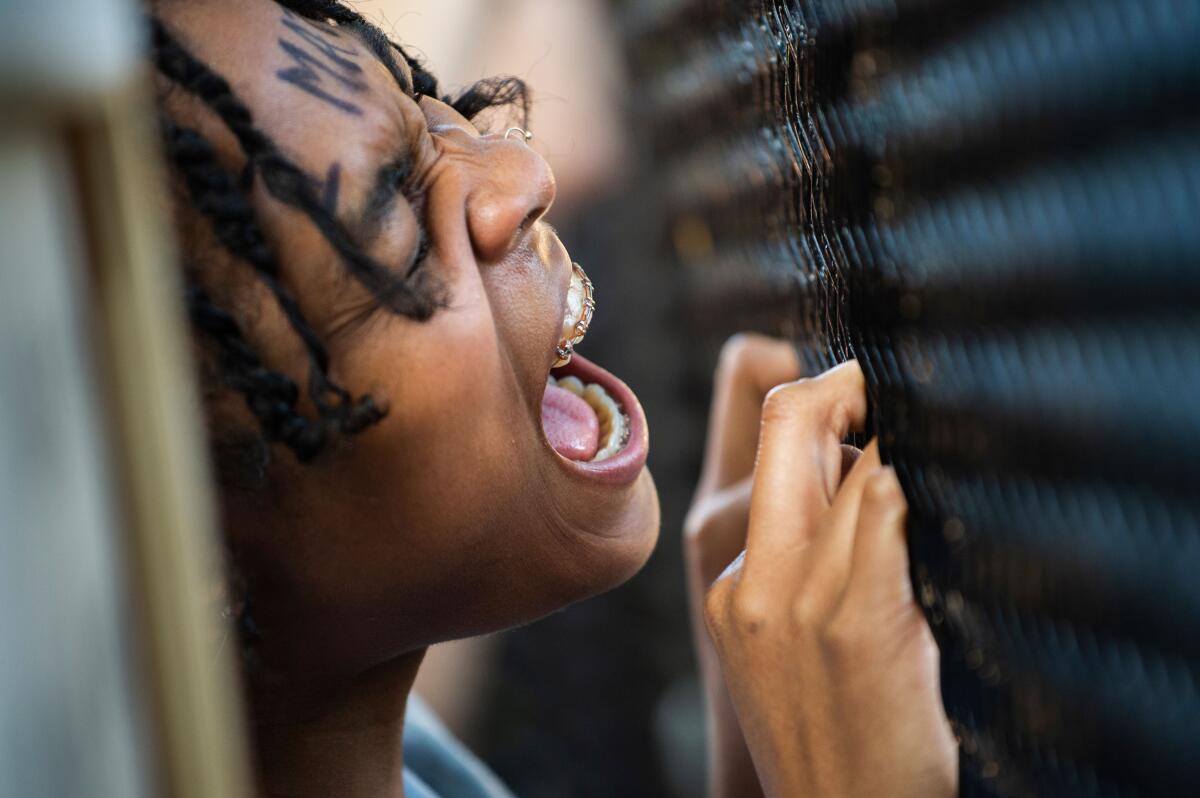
275;10;367;116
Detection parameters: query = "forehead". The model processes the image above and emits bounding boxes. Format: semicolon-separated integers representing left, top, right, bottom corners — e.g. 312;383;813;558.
167;0;417;180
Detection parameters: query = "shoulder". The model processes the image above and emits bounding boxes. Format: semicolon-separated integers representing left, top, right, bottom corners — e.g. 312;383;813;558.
404;696;516;798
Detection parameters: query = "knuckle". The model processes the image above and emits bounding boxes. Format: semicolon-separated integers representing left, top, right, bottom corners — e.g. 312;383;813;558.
863;469;905;507
715;333;758;384
821;609;868;662
718;333;754;367
789;594;822;631
729;588;770;634
818;358;866;389
761;379;812;421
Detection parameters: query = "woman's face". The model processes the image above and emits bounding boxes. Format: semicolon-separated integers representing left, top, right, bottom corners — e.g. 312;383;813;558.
163;0;659;684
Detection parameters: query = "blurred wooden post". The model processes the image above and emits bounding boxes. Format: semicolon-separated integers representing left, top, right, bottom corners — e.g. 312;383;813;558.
0;2;251;796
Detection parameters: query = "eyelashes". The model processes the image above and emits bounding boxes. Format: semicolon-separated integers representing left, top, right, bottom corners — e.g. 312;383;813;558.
397;126;436;277
362;150;433;279
399;156;433;279
406;225;432;278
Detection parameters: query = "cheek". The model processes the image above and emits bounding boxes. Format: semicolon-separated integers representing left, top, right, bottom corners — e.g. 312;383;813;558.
482;250;563;368
336;296;546;535
312;340;566;639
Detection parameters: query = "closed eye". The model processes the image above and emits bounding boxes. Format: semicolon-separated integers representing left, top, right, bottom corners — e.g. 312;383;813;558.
360;157;417;235
357;151;432;277
406;226;432;278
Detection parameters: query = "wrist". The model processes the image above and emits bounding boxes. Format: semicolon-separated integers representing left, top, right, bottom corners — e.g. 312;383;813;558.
706;698;763;798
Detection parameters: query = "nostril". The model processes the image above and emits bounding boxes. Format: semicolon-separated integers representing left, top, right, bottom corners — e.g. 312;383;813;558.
505;207;548;254
465;148;557;262
521;206;548;232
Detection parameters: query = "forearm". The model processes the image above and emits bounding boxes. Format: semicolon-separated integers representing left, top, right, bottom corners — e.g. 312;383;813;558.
703;670;763;798
687;543;763;798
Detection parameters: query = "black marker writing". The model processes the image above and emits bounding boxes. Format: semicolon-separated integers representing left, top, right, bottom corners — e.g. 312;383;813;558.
275;13;366;115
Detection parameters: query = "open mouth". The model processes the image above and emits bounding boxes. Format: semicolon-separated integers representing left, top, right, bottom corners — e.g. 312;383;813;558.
537;260;647;483
540;354;649;483
543;369;629;462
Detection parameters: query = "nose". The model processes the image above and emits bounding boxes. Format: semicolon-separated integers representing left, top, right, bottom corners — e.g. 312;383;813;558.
465;133;557;263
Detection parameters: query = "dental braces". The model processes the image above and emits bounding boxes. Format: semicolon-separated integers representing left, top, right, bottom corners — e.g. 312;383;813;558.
554;263;595;367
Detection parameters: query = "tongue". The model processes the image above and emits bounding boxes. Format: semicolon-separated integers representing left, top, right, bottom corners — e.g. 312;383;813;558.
542;384;600;461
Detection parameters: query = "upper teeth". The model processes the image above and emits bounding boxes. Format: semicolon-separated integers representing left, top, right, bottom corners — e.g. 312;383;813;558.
554;263;595;368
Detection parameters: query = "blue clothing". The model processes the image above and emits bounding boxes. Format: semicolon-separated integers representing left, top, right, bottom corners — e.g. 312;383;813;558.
403;697;515;798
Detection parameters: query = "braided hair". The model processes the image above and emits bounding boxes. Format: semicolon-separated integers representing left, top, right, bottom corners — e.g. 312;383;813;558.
149;0;529;475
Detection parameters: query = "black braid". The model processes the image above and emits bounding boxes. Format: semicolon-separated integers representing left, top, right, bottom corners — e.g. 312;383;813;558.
187;285;323;461
186;285;385;463
162;121;343;407
150;16;442;320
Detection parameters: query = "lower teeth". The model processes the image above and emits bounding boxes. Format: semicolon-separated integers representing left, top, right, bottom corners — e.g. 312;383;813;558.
549;375;630;461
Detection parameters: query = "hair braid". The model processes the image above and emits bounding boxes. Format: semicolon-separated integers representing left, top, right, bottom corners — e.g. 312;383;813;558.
186;285;329;461
150;15;442;320
163;122;340;399
165;123;388;462
188;284;388;462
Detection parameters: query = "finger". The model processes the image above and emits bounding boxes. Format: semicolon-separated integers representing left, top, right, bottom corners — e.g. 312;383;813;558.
743;360;867;574
703;549;747;643
684;478;754;586
845;466;912;609
698;335;801;497
795;441;881;606
820;441;881;545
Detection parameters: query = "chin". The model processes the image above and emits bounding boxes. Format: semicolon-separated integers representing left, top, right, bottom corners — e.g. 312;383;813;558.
558;466;661;606
534;340;663;604
612;467;661;578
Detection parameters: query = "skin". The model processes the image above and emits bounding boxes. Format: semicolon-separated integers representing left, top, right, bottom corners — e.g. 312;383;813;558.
685;336;958;798
158;1;658;794
685;335;805;798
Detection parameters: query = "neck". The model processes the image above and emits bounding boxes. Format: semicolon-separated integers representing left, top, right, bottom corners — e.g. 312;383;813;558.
249;649;426;798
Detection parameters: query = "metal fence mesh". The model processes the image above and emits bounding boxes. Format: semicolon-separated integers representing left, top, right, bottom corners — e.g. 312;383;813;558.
618;0;1200;794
